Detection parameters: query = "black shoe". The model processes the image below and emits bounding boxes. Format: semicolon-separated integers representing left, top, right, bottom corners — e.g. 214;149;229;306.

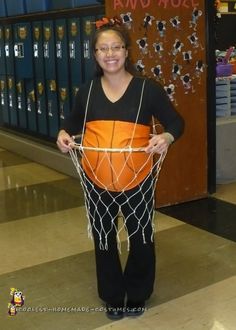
105;303;124;320
126;300;146;317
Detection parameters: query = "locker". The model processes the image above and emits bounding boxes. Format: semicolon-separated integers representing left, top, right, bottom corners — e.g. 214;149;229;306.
5;26;18;126
36;79;48;135
43;21;57;80
13;22;34;130
0;26;9;124
0;0;6;18
50;0;74;10
55;19;69;83
16;79;27;128
7;76;18;126
32;22;44;79
0;26;6;75
32;22;48;136
25;79;37;132
81;15;96;82
5;0;26;16
74;0;101;6
25;0;51;13
14;22;33;79
0;76;10;124
67;18;82;106
58;82;70;127
55;18;71;127
51;0;101;9
46;79;59;138
43;21;59;138
4;25;14;76
55;19;70;123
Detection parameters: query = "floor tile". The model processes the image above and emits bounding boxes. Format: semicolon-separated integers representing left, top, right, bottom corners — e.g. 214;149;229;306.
160;197;236;242
0;210;182;275
95;276;236;330
0;207;93;275
0;178;84;224
213;182;236;204
0;150;30;167
0;163;67;191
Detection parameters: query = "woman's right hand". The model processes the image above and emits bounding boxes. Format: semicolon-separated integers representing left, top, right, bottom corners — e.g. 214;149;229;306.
56;130;74;153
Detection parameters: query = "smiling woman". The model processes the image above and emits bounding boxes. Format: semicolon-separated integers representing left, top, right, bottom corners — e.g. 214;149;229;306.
94;29;128;77
56;17;184;321
91;21;134;78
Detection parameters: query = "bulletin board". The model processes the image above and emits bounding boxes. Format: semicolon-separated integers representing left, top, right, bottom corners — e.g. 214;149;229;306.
106;0;208;206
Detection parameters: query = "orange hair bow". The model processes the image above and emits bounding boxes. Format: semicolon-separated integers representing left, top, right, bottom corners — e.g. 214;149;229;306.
95;17;110;29
95;17;122;29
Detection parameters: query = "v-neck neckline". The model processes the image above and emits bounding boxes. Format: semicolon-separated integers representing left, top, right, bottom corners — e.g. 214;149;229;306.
99;76;134;104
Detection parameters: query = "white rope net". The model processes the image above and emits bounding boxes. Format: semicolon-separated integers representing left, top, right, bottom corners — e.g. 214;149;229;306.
69;143;167;252
68;79;167;251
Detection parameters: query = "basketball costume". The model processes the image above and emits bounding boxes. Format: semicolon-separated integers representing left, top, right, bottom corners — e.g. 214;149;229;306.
62;76;184;304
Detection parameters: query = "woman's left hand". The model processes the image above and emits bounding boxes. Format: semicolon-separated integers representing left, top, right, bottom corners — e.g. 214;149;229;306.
145;132;174;154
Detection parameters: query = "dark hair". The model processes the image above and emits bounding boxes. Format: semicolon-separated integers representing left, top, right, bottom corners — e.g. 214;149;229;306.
91;25;135;76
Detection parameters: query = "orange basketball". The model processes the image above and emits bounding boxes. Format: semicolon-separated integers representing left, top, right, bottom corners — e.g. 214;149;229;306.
81;121;152;191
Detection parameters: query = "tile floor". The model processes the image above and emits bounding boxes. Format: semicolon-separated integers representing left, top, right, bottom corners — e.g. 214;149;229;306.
0;147;236;330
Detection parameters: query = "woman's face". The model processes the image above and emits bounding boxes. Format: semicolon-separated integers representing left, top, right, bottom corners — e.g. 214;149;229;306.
94;30;128;75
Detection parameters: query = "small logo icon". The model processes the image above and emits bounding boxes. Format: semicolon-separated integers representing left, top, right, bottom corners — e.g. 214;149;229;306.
8;303;17;316
8;288;25;316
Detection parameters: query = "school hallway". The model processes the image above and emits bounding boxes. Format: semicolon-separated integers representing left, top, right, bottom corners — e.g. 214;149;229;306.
0;146;236;330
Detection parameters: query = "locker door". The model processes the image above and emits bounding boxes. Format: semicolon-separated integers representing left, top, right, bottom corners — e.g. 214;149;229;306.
14;22;34;130
55;19;70;127
67;18;82;106
43;20;59;138
81;15;96;82
32;21;48;136
0;26;9;124
4;25;18;127
0;76;10;124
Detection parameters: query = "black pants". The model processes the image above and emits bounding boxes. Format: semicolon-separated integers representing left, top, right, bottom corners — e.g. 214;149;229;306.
85;175;156;304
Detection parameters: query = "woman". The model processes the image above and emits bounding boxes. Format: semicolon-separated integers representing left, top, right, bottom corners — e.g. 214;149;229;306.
57;18;184;320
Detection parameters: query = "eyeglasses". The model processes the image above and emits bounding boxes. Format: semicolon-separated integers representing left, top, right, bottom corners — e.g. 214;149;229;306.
95;45;125;54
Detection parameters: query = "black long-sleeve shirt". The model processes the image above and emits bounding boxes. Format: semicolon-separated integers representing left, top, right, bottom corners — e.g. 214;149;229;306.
62;76;184;141
62;76;184;191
